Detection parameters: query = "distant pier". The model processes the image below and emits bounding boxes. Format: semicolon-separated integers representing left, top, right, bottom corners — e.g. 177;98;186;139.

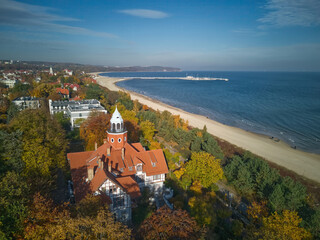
121;76;229;81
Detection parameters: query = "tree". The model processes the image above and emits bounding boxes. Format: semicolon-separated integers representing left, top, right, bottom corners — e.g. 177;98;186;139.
25;194;131;240
138;207;204;240
80;111;110;151
32;83;54;98
188;193;217;227
140;120;156;142
10;109;67;180
186;152;223;188
247;201;269;224
0;171;29;239
0;130;24;174
260;210;311;240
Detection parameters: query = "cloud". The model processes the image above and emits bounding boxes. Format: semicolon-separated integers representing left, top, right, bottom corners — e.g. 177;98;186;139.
118;9;168;19
259;0;320;27
0;0;117;38
232;28;266;36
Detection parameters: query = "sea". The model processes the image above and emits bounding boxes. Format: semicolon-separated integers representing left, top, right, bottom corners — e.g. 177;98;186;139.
101;71;320;154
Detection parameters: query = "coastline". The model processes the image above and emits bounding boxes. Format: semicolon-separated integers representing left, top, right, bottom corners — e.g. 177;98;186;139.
93;73;320;183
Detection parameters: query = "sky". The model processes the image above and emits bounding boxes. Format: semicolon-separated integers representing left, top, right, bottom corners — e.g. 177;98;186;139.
0;0;320;71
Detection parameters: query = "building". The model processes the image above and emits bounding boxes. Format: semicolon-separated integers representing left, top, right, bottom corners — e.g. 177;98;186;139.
67;108;168;223
0;78;18;88
48;99;107;127
12;96;40;110
66;99;107;129
48;99;70;115
64;69;73;76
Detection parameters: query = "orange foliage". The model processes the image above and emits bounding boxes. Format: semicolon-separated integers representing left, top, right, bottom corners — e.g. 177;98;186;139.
80;111;110;150
142;105;149;110
138;207;203;240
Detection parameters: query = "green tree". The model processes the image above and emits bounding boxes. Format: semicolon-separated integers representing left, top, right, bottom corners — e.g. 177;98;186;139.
0;171;29;239
186;152;223;188
0;130;24;174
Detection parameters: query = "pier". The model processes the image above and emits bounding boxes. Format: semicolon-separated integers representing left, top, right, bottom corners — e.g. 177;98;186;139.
121;76;229;81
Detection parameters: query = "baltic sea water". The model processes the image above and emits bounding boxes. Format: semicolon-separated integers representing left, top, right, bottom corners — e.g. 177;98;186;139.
102;71;320;154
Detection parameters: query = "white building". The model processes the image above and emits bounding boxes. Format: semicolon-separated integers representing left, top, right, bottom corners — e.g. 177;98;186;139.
0;78;18;88
12;97;40;110
66;99;107;129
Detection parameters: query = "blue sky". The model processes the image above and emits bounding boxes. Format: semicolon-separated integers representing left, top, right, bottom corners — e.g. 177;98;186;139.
0;0;320;71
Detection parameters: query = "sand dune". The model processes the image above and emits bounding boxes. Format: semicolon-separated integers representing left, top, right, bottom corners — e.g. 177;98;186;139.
93;73;320;183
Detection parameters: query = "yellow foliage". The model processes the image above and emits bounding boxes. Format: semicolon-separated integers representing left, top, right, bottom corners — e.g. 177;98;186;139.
196;131;203;137
261;210;312;240
247;201;268;222
149;141;161;150
190;181;203;195
174;168;186;180
186;152;224;188
140;120;156;142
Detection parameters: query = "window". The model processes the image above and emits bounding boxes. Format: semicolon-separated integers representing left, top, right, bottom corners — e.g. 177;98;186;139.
153;174;161;181
79;113;82;117
118;138;122;143
111;138;114;143
113;196;125;208
124;137;126;141
109;185;117;194
117;123;120;130
112;123;115;130
136;165;142;172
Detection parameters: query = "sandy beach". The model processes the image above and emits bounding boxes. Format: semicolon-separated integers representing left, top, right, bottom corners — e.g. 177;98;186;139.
93;73;320;183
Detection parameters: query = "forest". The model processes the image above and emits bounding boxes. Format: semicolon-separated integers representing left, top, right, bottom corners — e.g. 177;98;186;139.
0;70;319;239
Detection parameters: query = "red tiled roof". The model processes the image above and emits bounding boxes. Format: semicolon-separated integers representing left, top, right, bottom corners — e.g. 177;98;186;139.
68;138;168;202
117;176;141;198
56;88;69;95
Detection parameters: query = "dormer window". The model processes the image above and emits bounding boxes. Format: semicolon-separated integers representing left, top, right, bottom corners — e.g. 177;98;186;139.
129;166;133;171
152;162;156;167
120;168;124;172
136;164;142;172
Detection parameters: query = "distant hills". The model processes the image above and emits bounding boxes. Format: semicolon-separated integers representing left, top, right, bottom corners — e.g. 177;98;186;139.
0;60;181;73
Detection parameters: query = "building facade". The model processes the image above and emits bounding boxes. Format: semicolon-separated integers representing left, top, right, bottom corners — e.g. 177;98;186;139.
12;97;40;110
67;107;168;223
48;99;107;129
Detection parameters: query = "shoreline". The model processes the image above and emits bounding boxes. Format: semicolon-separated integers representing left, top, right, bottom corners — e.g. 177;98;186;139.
93;73;320;183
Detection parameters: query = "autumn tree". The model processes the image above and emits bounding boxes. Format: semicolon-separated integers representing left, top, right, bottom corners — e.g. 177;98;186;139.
259;210;311;240
138;207;204;240
186;152;223;188
25;194;131;240
140;120;156;142
188;190;217;227
80;111;110;151
32;83;54;98
247;201;269;224
10;109;68;184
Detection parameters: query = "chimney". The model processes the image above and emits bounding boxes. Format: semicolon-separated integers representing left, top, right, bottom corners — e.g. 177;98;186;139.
103;139;107;144
122;148;125;160
108;162;111;172
87;167;94;181
95;142;98;150
107;147;111;156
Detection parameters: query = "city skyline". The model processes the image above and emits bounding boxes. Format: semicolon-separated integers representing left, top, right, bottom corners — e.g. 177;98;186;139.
1;0;320;71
